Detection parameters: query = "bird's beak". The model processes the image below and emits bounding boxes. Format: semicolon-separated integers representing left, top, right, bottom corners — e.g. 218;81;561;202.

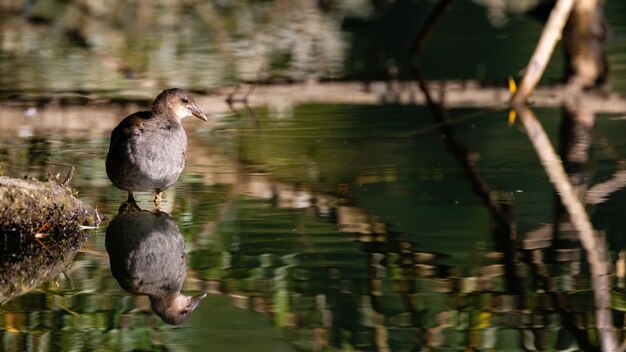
189;292;207;310
190;104;208;122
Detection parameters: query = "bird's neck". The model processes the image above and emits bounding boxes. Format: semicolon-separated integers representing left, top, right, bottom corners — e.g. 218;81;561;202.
151;106;180;121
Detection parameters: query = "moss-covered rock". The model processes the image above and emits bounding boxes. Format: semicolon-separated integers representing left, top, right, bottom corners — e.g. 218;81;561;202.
0;174;100;235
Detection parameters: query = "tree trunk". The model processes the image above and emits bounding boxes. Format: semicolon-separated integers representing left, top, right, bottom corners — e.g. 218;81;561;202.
563;0;609;89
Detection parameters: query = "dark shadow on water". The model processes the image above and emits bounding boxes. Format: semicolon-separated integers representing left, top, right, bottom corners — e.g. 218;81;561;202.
0;228;89;305
105;201;207;325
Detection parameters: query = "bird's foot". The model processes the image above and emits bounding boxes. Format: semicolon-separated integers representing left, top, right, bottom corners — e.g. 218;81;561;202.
126;192;136;203
154;192;162;210
119;194;141;214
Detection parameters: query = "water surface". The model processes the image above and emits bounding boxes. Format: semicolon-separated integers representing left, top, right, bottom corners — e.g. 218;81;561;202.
1;103;626;351
2;0;626;350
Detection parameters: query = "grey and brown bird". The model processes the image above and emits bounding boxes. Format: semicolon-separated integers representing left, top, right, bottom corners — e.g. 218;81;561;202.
106;88;207;208
105;202;207;325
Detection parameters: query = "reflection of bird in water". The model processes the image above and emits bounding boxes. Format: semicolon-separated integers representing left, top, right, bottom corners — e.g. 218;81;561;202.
106;88;207;208
105;201;206;325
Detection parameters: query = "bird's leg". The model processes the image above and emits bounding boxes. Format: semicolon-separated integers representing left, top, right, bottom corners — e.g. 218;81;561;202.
119;192;139;214
154;191;162;209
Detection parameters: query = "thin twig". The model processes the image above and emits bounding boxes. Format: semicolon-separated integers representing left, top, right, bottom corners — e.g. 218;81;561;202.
225;84;241;109
512;0;576;104
61;270;75;291
414;69;521;292
409;0;452;58
226;83;261;131
62;166;76;186
586;169;626;205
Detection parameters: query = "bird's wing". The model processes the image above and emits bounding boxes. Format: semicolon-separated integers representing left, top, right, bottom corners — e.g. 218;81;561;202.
108;111;152;153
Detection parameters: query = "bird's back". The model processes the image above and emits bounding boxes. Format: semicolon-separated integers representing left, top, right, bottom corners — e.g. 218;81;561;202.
106;111;187;192
105;210;186;297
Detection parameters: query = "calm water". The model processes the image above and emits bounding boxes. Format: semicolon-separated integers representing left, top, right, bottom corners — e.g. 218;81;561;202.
1;103;626;351
2;0;626;351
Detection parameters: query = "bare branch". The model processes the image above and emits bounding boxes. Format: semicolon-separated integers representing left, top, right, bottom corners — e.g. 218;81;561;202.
586;169;626;205
514;105;618;352
409;0;452;58
512;0;576;104
62;166;76;186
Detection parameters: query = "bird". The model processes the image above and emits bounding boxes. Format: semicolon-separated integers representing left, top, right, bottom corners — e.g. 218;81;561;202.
105;202;207;325
106;88;207;208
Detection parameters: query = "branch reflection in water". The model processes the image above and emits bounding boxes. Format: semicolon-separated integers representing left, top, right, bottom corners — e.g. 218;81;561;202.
105;201;207;325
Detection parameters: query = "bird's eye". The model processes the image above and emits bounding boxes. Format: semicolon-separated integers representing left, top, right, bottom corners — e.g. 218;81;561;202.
181;98;189;104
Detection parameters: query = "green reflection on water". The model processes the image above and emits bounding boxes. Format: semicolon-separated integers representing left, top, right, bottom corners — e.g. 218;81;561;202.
1;102;626;351
2;0;626;99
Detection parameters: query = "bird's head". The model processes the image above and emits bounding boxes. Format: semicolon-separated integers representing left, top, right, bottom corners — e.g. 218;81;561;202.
152;88;208;122
151;292;208;325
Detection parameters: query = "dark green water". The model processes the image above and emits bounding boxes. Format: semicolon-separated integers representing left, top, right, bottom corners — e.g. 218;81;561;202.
2;0;626;98
1;103;626;351
2;0;626;350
